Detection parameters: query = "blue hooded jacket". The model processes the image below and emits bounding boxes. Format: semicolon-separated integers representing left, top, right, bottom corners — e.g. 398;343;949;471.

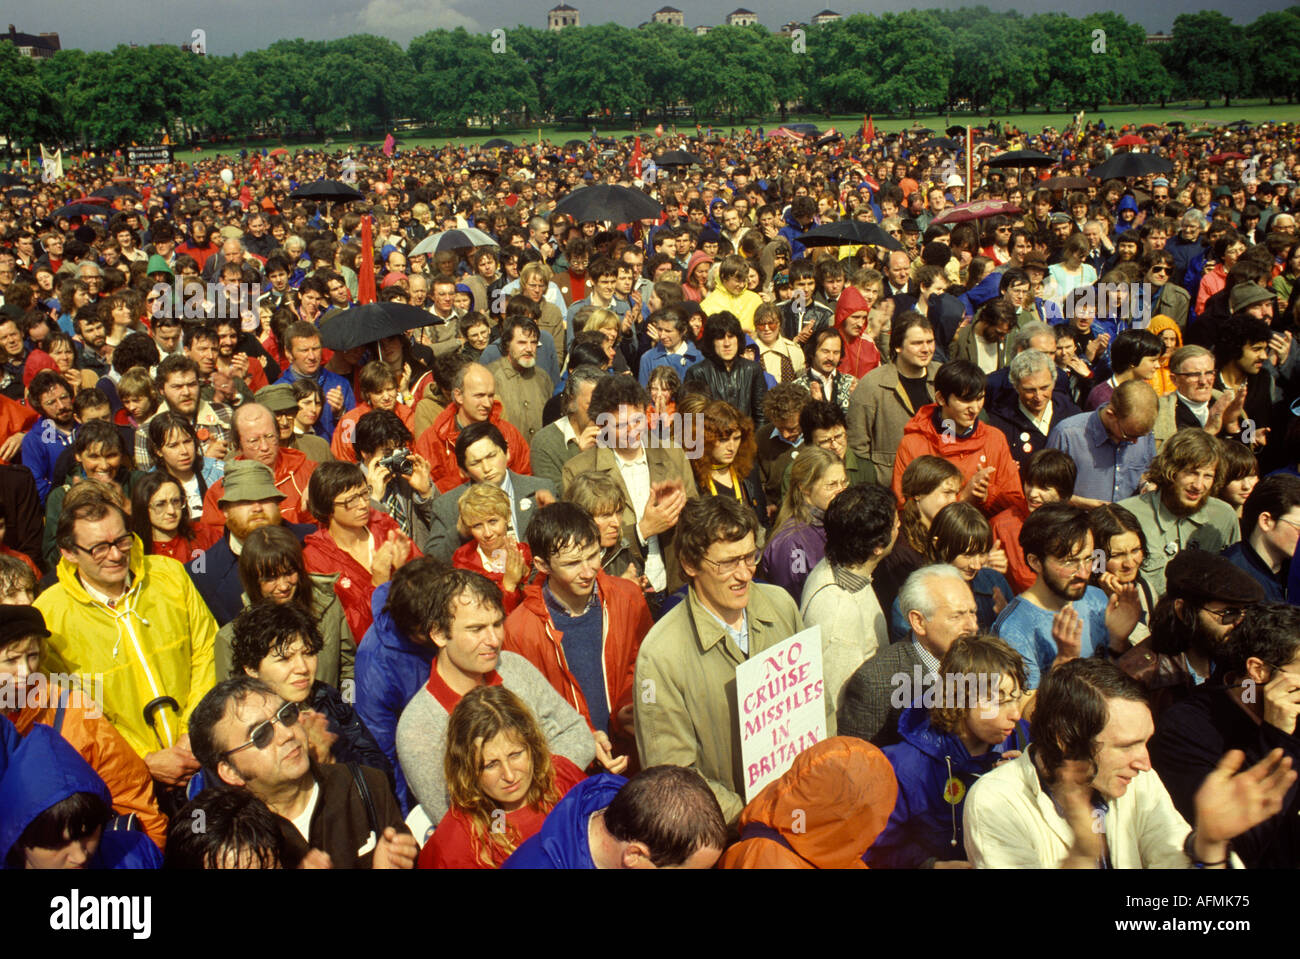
0;724;162;869
958;269;1004;317
868;706;1029;868
0;715;19;783
1113;194;1140;234
354;582;436;815
778;206;810;260
501;774;626;869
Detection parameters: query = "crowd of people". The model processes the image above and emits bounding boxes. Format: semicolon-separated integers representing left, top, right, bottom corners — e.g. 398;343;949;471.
1;113;1299;870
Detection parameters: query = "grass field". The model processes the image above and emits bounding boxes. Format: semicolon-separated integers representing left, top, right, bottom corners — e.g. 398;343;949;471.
188;100;1300;158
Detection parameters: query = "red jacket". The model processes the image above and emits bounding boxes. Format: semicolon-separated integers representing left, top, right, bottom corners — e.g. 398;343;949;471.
150;528;221;564
991;502;1034;593
303;509;421;641
199;446;317;534
414;400;531;494
417;755;586;869
891;404;1026;517
452;538;533;615
503;571;652;742
330;401;415;463
0;393;38;464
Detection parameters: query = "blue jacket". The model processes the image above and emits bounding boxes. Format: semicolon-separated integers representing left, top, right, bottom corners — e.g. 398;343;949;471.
19;418;73;504
638;342;703;386
0;715;18;782
188;522;315;627
958;270;1003;317
0;724;162;869
777;207;809;260
502;773;626;869
274;366;355;443
869;707;1029;868
355;582;436;815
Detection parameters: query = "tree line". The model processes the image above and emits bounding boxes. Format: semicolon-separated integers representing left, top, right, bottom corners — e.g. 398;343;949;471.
1;6;1297;148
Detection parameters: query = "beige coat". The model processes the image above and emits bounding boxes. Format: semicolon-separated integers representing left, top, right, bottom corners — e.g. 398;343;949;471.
561;444;699;593
488;359;553;445
634;582;804;825
846;360;940;485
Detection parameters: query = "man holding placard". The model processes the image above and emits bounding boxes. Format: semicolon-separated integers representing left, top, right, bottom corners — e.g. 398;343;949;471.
634;497;804;826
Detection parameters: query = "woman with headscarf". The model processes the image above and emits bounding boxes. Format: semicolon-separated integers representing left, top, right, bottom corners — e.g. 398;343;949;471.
1145;313;1182;396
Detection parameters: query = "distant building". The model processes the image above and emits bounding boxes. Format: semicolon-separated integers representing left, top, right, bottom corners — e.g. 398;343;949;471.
1145;31;1172;44
726;8;758;26
652;6;685;26
695;24;711;35
811;10;841;25
3;23;60;59
548;4;580;30
779;21;805;36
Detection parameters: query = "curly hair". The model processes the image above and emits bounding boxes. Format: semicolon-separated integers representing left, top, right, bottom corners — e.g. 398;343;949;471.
443;686;561;867
1147;428;1221;494
690;401;756;490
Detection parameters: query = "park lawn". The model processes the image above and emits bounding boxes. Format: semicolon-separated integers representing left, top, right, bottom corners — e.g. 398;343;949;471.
178;100;1300;160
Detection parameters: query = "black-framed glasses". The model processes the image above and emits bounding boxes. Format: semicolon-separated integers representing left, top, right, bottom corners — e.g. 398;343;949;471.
72;534;133;563
1201;604;1248;626
332;489;369;512
223;701;300;759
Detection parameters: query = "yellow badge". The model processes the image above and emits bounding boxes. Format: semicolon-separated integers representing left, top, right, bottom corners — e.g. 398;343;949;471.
943;776;966;805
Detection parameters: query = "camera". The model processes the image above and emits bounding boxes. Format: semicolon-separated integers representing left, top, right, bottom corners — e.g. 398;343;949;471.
376;447;414;477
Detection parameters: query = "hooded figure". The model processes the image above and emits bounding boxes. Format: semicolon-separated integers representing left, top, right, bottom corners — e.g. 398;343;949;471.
0;724;162;869
1145;314;1182;396
719;737;898;868
1113;194;1140;235
833;287;882;379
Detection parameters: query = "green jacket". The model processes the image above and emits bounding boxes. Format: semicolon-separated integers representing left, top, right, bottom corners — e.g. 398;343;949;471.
846;360;941;486
1116;490;1240;597
634;582;803;826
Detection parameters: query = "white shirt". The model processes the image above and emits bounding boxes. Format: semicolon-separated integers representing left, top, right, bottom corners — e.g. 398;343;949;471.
974;334;1000;375
1177;392;1210;426
614;447;667;591
1020;400;1053;437
288;781;321;843
500;471;521;540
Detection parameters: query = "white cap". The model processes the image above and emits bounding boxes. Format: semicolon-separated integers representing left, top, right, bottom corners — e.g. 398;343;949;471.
945;174;964;187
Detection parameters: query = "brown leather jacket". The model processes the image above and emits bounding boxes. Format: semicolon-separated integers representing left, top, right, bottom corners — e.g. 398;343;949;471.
1117;637;1196;721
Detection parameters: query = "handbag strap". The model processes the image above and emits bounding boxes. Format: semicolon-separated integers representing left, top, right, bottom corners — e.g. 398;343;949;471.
348;763;380;838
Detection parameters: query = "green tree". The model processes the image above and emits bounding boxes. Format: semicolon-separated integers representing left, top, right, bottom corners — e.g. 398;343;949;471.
550;25;651;121
1247;10;1300;103
876;11;952;117
806;15;884;115
409;28;536;131
508;26;560;120
0;41;57;146
1167;11;1249;107
682;26;776;123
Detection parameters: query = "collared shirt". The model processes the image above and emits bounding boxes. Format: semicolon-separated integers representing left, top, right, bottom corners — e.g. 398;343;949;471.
1177;392;1210;426
80;571;134;608
1020;400;1053;437
700;603;749;656
500;471;521;540
1119;489;1241;596
910;637;940;678
613;447;666;591
974;333;1000;374
1047;409;1154;503
830;564;871;594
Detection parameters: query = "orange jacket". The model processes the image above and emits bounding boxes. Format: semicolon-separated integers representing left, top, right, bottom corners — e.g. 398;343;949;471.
330;401;416;463
0;393;38;464
8;690;169;849
719;737;897;869
199;446;317;533
504;571;651;743
892;404;1027;517
414;399;532;494
992;502;1034;593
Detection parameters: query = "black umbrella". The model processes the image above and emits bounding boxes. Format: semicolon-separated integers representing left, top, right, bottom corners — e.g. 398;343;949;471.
798;221;903;252
553;184;662;223
5;187;33;198
89;184;140;200
916;137;960;151
83;157;114;168
595;137;617;146
318;302;443;351
53;202;110;218
288;179;364;201
0;173;22;187
987;150;1055;168
655;150;703;168
786;122;821;136
563;139;586;150
1167;121;1187;129
814;131;844;146
907;127;935;135
482;138;514;149
945;125;966;137
1088;153;1173;179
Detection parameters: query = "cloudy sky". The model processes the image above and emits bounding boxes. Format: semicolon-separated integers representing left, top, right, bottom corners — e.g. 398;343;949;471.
16;0;1294;54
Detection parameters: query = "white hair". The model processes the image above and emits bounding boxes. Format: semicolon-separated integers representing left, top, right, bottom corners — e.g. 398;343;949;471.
897;563;969;622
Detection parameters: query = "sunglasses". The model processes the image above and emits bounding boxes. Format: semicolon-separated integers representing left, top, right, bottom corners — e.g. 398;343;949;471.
223;700;300;759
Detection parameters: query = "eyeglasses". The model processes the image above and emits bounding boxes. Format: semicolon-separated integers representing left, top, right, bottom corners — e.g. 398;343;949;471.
1173;369;1215;380
222;701;300;759
700;548;763;577
1202;605;1248;626
333;490;369;512
1051;553;1094;572
1149;266;1170;276
242;432;278;450
72;534;133;563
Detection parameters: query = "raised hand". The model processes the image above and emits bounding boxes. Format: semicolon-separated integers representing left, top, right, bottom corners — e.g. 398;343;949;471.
1194;749;1296;847
1051;603;1084;665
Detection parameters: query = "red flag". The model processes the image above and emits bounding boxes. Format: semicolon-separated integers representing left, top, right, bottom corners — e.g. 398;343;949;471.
382;133;395;157
863;114;875;142
654;123;664;137
631;136;642;177
357;215;377;305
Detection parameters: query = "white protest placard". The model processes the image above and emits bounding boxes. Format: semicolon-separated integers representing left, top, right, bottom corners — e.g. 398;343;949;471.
736;625;827;801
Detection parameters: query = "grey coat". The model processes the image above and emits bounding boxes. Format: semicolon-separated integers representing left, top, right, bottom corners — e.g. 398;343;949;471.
422;471;557;562
846;360;941;486
837;639;925;748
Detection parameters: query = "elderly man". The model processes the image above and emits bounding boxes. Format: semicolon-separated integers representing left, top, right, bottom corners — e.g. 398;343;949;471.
1046;379;1158;507
198;403;317;533
987;348;1081;469
531;365;603;491
414;362;531;493
1152;345;1242;450
838;564;979;748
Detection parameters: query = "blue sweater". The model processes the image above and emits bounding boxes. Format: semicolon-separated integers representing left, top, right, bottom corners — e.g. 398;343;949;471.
991;586;1110;690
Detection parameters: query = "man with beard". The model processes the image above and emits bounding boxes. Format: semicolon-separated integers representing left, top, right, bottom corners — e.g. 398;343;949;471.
1118;550;1265;721
1149;603;1300;869
19;371;76;504
1118;428;1241;596
1212;314;1287;466
134;355;234;471
189;459;316;626
991;503;1143;691
488;316;552;445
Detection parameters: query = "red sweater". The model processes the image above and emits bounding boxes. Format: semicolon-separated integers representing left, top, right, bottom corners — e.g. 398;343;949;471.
417;755;586;869
303;509;421;641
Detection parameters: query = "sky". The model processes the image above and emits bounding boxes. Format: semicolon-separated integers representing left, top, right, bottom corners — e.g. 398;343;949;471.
10;0;1295;54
